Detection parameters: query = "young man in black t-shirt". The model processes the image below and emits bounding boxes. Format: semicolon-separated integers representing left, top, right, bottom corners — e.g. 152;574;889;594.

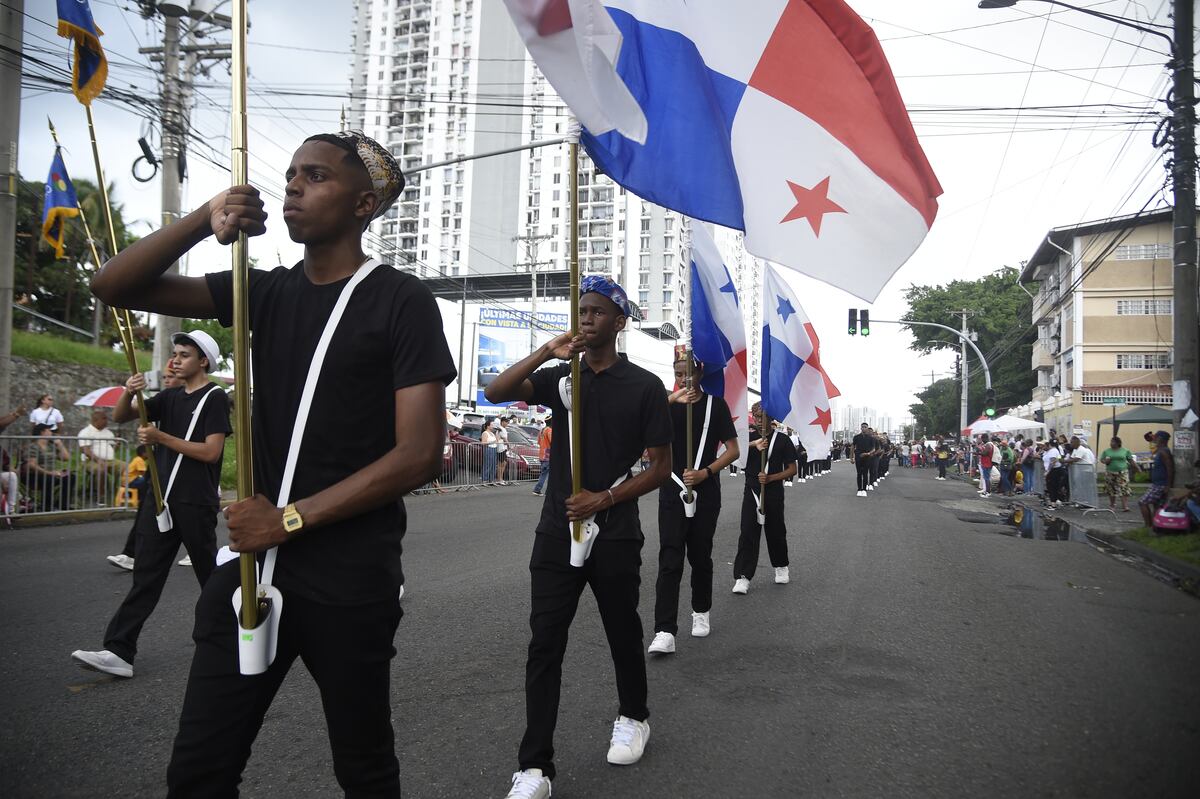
92;131;454;797
732;405;797;595
484;275;671;799
648;354;738;655
852;422;875;497
72;330;230;679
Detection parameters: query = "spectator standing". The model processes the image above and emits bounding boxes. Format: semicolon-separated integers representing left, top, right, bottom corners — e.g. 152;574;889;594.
29;394;64;431
532;416;552;496
497;416;511;485
1043;439;1068;506
481;418;500;484
935;441;950;480
0;404;27;515
1018;438;1037;495
1139;431;1174;527
1100;436;1134;512
977;435;995;497
997;440;1015;495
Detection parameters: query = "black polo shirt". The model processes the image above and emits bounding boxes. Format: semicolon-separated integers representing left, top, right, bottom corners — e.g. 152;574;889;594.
743;428;797;500
659;392;736;509
852;432;875;458
529;354;672;540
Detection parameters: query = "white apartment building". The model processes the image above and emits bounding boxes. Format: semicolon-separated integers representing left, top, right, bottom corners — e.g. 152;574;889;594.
347;0;769;350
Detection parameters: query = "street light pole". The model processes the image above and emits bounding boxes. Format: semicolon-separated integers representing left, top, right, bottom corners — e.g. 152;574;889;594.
978;0;1196;481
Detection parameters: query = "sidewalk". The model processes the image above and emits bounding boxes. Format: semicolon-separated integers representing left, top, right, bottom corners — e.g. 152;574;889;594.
948;471;1200;589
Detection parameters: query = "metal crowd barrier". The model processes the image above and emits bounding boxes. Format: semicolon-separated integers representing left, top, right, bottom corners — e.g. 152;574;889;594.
0;434;139;517
1067;463;1104;513
414;440;544;494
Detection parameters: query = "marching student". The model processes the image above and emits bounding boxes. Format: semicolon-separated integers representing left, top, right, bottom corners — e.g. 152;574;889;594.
731;405;797;595
852;422;874;497
484;275;672;799
648;354;738;655
71;330;230;679
92;130;454;796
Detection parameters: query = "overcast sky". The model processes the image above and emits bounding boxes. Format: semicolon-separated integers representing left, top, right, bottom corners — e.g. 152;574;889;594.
16;0;1175;420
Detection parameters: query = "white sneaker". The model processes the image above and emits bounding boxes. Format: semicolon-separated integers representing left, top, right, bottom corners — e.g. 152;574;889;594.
106;554;134;571
980;492;990;498
867;485;875;491
732;577;750;595
774;566;790;584
607;716;650;765
71;649;133;678
177;555;192;567
857;490;867;497
398;584;405;602
691;611;710;638
504;769;551;799
647;631;676;655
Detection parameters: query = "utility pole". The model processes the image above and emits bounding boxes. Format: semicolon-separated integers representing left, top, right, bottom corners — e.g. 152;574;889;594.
513;232;553;353
154;11;183;371
956;309;972;433
0;0;22;411
139;5;232;372
1171;0;1197;483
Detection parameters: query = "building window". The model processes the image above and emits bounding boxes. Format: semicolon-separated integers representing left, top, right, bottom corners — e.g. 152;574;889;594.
1116;298;1172;315
639;290;650;306
1116;352;1170;370
640;219;651;232
1113;243;1172;261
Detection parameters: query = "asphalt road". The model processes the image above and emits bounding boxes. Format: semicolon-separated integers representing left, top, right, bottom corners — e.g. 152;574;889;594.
1;463;1197;798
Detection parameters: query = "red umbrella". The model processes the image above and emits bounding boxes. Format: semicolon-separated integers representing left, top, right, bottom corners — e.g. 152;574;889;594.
75;386;126;408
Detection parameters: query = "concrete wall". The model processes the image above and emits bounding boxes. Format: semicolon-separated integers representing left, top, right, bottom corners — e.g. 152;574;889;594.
8;356;139;440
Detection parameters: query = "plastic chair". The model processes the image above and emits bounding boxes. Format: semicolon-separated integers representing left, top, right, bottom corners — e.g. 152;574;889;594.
114;486;140;508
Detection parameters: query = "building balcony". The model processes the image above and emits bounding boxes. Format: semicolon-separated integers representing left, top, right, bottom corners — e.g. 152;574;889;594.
1032;345;1055;371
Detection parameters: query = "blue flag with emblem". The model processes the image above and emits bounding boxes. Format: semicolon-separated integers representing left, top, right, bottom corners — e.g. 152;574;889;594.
57;0;108;105
42;147;81;260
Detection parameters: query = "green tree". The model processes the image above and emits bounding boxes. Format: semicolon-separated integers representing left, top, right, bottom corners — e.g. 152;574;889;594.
909;378;961;438
180;318;233;371
13;172;143;348
901;267;1037;424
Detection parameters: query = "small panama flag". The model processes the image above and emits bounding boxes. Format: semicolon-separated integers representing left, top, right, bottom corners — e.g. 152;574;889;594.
56;0;108;105
43;147;81;260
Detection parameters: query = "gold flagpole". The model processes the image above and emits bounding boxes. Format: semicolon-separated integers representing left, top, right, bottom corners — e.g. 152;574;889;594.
62;115;166;514
230;0;261;629
568;139;583;543
682;219;694;504
757;405;767;516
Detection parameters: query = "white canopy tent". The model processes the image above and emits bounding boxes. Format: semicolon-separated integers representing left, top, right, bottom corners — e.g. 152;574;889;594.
962;414;1047;438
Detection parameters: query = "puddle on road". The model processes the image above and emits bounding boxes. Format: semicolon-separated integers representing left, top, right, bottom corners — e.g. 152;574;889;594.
1001;506;1089;542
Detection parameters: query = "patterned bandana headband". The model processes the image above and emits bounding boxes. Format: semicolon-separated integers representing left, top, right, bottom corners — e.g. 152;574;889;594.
580;274;631;317
304;130;405;222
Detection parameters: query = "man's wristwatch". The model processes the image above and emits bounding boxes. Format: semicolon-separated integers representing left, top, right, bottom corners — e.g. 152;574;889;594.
282;502;305;536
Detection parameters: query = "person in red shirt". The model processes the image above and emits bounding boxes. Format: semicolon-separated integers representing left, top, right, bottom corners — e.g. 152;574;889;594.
533;417;553;496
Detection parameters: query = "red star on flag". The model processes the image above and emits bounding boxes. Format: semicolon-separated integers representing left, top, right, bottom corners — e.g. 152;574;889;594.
780;177;846;236
809;406;832;433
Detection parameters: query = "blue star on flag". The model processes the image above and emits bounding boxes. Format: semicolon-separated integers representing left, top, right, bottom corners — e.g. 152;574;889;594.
776;295;795;323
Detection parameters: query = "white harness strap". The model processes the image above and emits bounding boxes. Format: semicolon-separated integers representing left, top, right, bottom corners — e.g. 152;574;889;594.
557;374;629;566
156;384;220;531
670;394;713;494
750;430;779;510
261;259;381;585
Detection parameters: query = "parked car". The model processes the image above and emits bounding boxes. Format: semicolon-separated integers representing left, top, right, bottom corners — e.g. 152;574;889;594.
451;423;542;480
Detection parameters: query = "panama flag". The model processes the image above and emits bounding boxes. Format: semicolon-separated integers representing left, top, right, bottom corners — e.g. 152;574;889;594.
689;223;749;467
501;0;648;142
521;0;942;302
761;264;840;455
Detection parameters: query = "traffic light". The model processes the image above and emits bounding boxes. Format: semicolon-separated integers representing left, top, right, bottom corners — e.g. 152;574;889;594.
860;309;870;336
984;388;997;417
848;308;858;335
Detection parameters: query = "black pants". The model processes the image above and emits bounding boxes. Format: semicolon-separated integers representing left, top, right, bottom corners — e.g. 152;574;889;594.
654;498;719;635
519;533;647;781
1046;468;1068;503
880;456;890;476
798;458;809;478
103;501;218;663
734;487;787;580
937;459;947;478
856;462;871;491
120;494;149;558
167;561;404;798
